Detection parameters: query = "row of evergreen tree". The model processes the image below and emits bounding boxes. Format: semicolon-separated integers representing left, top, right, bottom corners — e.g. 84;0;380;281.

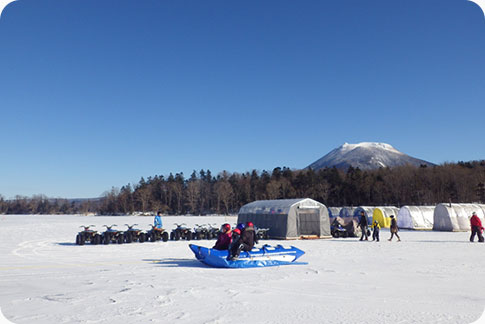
2;160;485;215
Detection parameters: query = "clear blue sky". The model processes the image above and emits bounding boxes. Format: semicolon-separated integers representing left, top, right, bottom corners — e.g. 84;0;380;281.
0;0;484;199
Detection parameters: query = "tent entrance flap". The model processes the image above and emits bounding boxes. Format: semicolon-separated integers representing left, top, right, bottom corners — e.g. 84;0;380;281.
297;208;320;236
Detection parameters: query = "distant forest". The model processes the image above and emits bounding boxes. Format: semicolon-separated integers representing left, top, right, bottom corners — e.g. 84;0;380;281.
1;161;485;215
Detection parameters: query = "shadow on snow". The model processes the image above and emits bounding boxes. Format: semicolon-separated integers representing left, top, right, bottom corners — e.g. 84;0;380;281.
143;258;209;268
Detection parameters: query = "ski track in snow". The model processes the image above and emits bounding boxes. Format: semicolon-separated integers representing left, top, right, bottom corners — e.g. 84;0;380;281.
0;215;485;323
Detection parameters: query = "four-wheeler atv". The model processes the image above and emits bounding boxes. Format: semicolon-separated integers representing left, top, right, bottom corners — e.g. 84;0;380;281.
193;224;211;240
124;224;146;243
255;227;270;240
330;218;359;238
101;224;124;244
205;224;219;240
146;224;169;242
76;225;101;245
170;223;193;241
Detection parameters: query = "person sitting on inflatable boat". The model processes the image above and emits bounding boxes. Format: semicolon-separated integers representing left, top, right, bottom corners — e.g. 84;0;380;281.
229;222;258;260
213;223;232;250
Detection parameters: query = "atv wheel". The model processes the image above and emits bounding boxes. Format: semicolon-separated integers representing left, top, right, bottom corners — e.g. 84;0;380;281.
149;232;156;242
175;232;181;241
162;232;169;242
125;233;132;243
76;234;81;245
103;233;110;245
186;231;192;241
79;235;85;245
117;235;124;244
206;233;212;240
139;233;146;243
170;232;175;240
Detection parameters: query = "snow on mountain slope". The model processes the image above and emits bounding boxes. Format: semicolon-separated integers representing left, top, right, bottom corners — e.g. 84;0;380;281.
308;142;435;170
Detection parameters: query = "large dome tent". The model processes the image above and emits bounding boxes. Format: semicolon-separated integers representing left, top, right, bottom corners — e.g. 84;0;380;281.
397;206;435;230
372;207;399;228
433;203;485;232
238;198;331;239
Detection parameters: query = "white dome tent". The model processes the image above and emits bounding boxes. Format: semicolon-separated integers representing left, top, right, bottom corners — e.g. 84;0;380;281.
433;203;485;232
397;206;435;230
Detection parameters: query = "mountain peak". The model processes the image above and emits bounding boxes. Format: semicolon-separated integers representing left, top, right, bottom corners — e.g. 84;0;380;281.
308;142;434;170
340;142;401;154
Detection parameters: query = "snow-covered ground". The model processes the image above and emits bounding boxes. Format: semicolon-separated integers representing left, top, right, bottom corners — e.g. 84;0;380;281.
1;214;484;324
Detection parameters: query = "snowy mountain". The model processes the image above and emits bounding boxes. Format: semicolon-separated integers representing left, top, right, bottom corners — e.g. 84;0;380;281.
308;142;435;170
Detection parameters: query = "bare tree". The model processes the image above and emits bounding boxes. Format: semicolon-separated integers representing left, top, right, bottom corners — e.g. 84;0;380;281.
215;181;233;214
186;180;201;214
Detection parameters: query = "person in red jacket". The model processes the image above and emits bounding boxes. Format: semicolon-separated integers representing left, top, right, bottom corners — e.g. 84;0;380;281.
213;223;232;250
470;212;484;243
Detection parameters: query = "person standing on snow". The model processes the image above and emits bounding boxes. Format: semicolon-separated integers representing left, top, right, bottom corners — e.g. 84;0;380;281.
359;211;369;241
213;223;232;250
372;220;380;242
470;212;484;243
388;215;401;242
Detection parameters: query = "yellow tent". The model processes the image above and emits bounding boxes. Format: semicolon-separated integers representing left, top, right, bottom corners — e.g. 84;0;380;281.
372;207;399;228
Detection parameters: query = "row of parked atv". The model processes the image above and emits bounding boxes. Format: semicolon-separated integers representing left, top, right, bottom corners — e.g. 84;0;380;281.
76;223;270;245
75;224;170;245
75;223;223;245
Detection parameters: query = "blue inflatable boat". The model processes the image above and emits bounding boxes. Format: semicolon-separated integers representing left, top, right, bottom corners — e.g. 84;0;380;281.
189;244;305;268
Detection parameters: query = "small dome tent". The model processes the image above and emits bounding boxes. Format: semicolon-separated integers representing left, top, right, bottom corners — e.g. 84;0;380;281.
328;207;342;222
238;198;330;239
397;206;435;230
353;207;375;225
339;207;358;222
372;207;399;228
433;203;485;232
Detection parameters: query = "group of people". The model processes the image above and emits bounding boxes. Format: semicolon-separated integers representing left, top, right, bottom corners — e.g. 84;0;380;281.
213;221;258;260
358;210;400;242
358;210;485;243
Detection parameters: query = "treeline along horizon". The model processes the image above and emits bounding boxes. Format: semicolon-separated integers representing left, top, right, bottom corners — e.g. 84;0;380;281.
1;161;485;215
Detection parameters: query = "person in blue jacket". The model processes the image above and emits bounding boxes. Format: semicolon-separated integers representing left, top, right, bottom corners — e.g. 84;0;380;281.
154;211;163;231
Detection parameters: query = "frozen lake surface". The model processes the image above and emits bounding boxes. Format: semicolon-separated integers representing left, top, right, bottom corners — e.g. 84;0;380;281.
0;214;484;324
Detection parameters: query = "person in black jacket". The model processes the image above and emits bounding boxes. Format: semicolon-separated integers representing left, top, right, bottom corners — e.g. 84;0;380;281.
388;215;401;242
229;222;258;260
359;211;369;241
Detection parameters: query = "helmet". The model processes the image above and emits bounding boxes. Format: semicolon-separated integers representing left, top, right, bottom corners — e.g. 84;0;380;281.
246;221;254;227
236;223;246;231
221;223;230;231
233;228;241;235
